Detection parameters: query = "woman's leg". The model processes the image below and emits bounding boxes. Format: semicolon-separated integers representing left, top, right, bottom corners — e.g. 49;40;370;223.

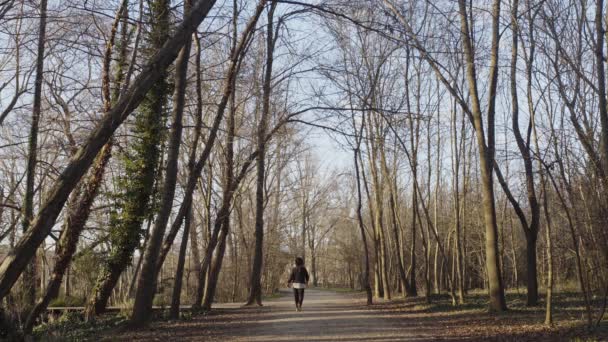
293;288;299;306
299;289;305;306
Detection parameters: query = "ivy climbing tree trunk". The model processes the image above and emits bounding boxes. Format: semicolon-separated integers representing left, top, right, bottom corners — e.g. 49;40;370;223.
86;0;171;319
130;0;192;326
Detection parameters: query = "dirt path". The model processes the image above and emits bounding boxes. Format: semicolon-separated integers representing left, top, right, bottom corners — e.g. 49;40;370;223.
211;288;427;342
106;289;432;341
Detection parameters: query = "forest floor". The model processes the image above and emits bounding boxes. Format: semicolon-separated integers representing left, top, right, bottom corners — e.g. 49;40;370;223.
89;288;607;341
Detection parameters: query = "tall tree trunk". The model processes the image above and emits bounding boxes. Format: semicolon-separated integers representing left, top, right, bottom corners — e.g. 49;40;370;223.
169;207;192;319
366;112;389;299
131;0;192;325
533;106;553;326
383;151;409;297
21;0;48;311
450;99;465;304
354;139;372;305
595;0;608;179
457;0;507;311
407;139;418;297
181;32;205;308
360;133;382;299
199;0;239;311
345;58;373;304
491;0;540;306
404;47;418;297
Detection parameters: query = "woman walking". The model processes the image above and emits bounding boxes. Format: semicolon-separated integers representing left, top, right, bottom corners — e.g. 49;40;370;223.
288;257;310;311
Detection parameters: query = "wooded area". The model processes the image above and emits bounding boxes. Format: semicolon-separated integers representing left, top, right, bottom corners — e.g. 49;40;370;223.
0;0;607;339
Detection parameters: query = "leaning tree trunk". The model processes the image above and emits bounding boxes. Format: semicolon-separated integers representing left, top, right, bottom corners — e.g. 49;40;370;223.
190;100;293;309
202;59;236;309
0;0;218;305
24;144;112;332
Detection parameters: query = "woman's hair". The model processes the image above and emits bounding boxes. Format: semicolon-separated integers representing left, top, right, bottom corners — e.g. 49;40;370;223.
295;257;304;266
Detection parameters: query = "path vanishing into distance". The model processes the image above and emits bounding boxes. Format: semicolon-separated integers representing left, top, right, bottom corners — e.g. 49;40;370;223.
105;289;434;341
101;289;603;341
213;289;427;342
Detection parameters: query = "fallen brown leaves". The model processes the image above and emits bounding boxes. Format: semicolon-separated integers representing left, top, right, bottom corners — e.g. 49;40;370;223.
365;291;608;341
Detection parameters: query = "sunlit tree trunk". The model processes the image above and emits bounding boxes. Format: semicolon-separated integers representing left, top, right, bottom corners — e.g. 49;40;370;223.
456;0;507;311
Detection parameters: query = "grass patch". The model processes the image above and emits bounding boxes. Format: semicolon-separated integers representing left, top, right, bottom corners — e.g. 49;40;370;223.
33;311;129;341
48;296;86;308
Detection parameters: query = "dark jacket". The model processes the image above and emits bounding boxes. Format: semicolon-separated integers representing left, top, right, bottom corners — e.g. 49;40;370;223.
288;266;310;284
